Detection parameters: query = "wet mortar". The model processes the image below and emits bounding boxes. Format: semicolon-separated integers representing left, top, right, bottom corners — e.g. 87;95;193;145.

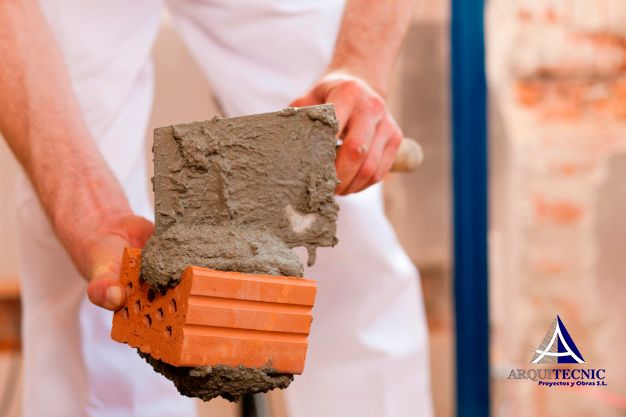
140;105;339;401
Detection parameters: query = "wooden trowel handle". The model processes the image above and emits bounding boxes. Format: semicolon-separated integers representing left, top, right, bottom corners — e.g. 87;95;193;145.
391;138;423;173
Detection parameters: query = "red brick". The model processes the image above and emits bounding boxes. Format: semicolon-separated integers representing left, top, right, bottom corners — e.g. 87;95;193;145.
111;248;316;374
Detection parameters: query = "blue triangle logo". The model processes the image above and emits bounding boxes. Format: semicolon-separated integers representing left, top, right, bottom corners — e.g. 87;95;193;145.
531;315;585;364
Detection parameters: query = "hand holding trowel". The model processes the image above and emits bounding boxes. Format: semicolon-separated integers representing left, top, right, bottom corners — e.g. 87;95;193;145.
110;104;422;401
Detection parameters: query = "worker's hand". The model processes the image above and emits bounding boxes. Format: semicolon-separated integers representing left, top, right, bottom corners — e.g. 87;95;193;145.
290;71;403;195
79;214;154;311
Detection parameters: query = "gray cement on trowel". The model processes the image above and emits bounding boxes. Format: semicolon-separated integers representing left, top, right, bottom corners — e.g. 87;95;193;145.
140;105;339;401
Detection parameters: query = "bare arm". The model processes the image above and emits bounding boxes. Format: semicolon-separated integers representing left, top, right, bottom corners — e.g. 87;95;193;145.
329;0;415;96
0;0;150;310
292;0;416;195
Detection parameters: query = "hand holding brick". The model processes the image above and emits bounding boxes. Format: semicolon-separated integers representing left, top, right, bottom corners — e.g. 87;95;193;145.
111;248;317;374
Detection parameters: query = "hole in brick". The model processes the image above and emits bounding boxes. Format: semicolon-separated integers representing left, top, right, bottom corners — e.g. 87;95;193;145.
147;289;156;302
125;284;132;298
128;281;133;289
164;326;172;338
133;300;141;314
156;308;164;320
170;299;177;313
122;307;129;319
144;314;152;327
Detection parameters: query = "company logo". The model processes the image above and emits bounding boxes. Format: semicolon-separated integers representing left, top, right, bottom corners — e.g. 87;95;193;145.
531;315;585;364
507;315;607;388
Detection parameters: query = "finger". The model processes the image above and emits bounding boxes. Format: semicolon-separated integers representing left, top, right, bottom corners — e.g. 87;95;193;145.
290;95;321;108
334;105;382;194
87;273;126;311
326;82;362;136
341;119;390;195
84;235;129;310
121;216;154;248
369;119;403;187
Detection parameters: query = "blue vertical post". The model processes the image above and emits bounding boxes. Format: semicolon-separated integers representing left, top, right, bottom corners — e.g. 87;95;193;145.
451;1;490;417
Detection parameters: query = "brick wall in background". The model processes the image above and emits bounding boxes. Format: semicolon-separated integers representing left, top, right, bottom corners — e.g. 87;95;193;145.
488;2;626;416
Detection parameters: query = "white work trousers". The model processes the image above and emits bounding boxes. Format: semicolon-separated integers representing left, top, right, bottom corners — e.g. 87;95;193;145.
17;1;433;416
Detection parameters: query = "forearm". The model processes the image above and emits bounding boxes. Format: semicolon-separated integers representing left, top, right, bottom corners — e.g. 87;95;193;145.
0;1;130;275
329;0;417;96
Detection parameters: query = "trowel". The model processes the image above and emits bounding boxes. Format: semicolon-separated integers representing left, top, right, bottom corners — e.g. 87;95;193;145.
110;104;422;401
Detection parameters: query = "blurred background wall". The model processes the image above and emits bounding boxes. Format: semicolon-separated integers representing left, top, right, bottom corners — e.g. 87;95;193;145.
0;142;19;280
488;1;626;416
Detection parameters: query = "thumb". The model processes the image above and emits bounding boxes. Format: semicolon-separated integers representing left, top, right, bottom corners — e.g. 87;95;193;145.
79;215;151;311
86;242;128;311
87;272;126;311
